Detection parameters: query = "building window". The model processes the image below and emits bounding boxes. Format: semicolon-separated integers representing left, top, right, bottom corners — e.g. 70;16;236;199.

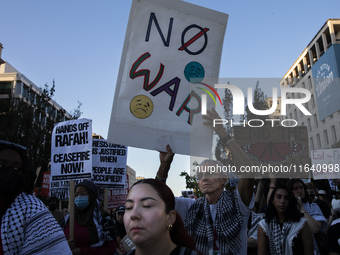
22;85;29;98
316;134;321;149
314;114;318;128
310;137;314;150
294;109;298;121
324;130;329;145
307;118;312;132
322;119;325;124
308;76;313;89
301;122;304;126
311;95;315;109
330;114;333;119
0;81;12;95
332;125;337;142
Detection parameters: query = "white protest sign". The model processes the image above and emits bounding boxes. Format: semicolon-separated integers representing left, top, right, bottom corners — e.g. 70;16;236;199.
108;0;228;157
92;139;127;188
50;119;92;199
311;148;340;179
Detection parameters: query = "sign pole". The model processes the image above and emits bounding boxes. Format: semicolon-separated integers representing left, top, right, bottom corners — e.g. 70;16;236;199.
69;180;75;240
104;188;108;212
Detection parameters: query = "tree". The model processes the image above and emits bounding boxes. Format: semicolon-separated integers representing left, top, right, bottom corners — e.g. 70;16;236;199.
0;80;81;189
215;85;233;162
244;81;269;123
179;161;204;198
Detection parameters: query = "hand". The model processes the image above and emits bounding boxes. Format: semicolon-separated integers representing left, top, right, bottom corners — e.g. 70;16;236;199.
202;108;228;138
159;144;174;165
295;196;304;211
71;248;81;255
67;238;76;250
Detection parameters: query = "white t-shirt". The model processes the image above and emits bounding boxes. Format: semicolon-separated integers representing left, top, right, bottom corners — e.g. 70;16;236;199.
175;190;254;255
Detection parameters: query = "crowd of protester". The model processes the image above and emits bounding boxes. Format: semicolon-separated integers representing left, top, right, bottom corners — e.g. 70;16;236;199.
2;109;340;254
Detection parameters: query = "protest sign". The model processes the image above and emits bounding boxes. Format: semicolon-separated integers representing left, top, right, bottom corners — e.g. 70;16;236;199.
311;148;340;179
108;0;229;157
116;235;135;255
233;126;309;178
108;178;129;209
92;139;127;188
50;118;92;199
41;172;51;197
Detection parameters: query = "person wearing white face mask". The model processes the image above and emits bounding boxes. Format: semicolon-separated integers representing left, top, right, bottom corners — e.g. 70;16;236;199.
60;180;118;255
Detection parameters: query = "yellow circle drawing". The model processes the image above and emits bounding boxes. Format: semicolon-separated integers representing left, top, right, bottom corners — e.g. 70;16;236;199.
130;95;154;119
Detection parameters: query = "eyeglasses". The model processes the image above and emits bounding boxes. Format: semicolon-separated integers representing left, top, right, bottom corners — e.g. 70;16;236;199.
0;140;27;151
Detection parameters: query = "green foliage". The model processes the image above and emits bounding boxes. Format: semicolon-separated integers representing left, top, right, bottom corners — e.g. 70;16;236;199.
0;80;81;188
244;81;269;122
179;170;204;198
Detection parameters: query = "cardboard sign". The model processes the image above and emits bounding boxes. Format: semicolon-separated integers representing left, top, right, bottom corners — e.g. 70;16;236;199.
108;178;129;209
50;119;92;199
233;126;309;178
92;139;127;188
41;172;51;197
107;0;228;157
311;148;340;179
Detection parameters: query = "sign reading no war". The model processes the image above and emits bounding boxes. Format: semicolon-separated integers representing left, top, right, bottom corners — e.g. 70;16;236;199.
108;0;228;157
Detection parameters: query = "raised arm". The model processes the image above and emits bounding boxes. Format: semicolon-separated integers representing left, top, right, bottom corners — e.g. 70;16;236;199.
203;108;254;206
156;144;175;182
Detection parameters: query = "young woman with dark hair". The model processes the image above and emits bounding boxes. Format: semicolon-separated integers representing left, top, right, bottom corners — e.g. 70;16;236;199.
286;179;327;254
124;178;200;255
257;184;313;255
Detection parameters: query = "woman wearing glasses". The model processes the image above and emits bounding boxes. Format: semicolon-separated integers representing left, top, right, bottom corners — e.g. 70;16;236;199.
61;180;118;254
0;140;72;254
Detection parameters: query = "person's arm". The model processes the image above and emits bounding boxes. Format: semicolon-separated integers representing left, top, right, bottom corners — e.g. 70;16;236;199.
203;108;255;206
297;200;322;233
156;144;174;182
300;222;314;255
267;177;277;205
257;226;268;255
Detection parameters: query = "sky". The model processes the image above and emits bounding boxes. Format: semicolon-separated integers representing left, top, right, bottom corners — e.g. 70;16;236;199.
1;0;339;196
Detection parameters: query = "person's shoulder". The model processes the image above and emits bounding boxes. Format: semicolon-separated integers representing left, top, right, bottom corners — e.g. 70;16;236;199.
15;193;48;213
170;246;199;255
175;196;197;206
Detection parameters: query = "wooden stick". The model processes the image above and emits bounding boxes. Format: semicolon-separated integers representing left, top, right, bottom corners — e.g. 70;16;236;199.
69;180;75;240
104;188;108;212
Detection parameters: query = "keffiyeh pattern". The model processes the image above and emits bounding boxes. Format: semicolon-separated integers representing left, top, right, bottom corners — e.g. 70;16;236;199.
1;192;71;255
184;190;242;255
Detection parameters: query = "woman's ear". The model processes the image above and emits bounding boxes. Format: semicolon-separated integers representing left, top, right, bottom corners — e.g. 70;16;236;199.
167;210;176;225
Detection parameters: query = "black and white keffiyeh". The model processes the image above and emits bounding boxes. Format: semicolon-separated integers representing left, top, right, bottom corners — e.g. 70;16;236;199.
184;190;242;255
247;211;264;239
259;217;306;255
1;192;71;255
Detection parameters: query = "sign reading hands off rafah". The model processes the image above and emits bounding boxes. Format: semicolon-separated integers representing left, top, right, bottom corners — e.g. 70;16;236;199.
107;0;228;156
50;118;92;199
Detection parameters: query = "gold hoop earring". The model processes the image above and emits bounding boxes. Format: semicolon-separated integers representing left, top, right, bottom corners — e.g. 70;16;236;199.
167;224;173;230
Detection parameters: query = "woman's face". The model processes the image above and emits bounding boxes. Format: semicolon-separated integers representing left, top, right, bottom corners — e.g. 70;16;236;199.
292;181;305;199
124;183;175;246
272;188;289;213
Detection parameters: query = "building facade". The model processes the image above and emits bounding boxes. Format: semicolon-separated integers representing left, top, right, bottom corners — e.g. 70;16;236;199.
281;19;340;154
0;51;72;123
